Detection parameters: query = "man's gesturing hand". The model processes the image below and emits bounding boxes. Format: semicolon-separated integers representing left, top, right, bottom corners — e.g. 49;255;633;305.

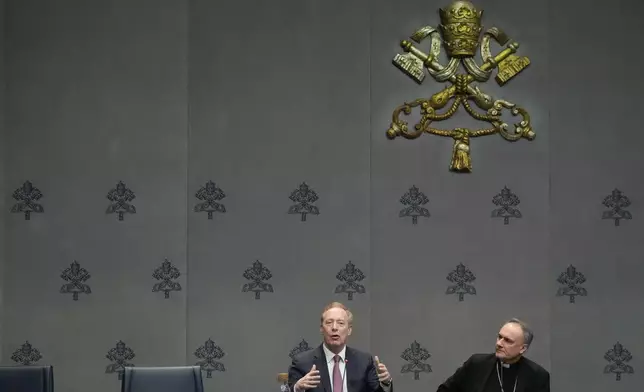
295;364;320;392
375;356;392;385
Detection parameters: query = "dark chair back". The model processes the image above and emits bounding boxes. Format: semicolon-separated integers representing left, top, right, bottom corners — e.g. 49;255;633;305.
121;366;204;392
0;365;54;392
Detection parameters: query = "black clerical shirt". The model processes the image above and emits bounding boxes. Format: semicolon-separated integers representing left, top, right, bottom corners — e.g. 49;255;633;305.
482;358;522;392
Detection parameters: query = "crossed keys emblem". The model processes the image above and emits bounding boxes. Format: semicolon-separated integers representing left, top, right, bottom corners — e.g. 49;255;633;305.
387;0;535;172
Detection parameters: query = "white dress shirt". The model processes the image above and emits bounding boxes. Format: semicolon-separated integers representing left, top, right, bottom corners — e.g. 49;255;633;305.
322;344;348;392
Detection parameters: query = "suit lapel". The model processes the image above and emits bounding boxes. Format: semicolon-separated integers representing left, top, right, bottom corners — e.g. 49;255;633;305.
345;347;358;392
314;346;331;392
474;355;497;392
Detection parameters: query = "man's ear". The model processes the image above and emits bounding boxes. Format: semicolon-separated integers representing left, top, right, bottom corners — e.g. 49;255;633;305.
348;326;353;336
519;344;527;355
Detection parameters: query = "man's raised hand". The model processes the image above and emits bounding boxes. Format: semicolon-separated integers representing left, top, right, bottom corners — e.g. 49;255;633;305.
295;364;320;392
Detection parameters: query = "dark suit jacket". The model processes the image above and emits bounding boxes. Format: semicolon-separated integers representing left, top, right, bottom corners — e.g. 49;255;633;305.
288;344;392;392
437;353;549;392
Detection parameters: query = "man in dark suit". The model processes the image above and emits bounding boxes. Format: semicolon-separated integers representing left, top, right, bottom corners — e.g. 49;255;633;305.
288;302;393;392
437;318;549;392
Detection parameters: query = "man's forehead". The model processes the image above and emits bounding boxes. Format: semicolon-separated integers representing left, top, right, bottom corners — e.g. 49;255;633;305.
500;324;523;340
323;308;348;320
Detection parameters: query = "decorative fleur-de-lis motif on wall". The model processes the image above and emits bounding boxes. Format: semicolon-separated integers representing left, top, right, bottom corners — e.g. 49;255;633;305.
106;181;136;221
400;341;432;380
11;181;44;220
194;338;226;378
604;342;634;381
288;182;320;221
399;185;430;224
446;263;477;302
242;260;274;299
335;261;366;300
491;186;522;224
555;265;587;303
194;180;226;220
289;339;313;359
601;188;632;226
105;340;136;380
10;341;42;365
152;258;182;299
60;260;92;301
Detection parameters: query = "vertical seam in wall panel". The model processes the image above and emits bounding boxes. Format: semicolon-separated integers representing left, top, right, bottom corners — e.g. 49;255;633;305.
0;0;6;364
546;0;553;374
367;0;373;352
185;0;191;367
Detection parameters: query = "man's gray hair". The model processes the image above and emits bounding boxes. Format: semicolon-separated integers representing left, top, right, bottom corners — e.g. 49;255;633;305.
504;318;534;348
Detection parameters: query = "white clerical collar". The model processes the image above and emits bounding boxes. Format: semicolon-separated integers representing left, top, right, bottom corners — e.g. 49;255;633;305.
500;357;522;368
322;344;346;364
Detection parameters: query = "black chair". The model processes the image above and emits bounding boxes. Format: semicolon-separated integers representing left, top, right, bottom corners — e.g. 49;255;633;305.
0;365;54;392
121;366;204;392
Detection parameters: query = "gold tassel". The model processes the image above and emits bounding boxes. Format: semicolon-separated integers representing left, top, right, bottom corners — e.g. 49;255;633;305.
450;130;472;172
